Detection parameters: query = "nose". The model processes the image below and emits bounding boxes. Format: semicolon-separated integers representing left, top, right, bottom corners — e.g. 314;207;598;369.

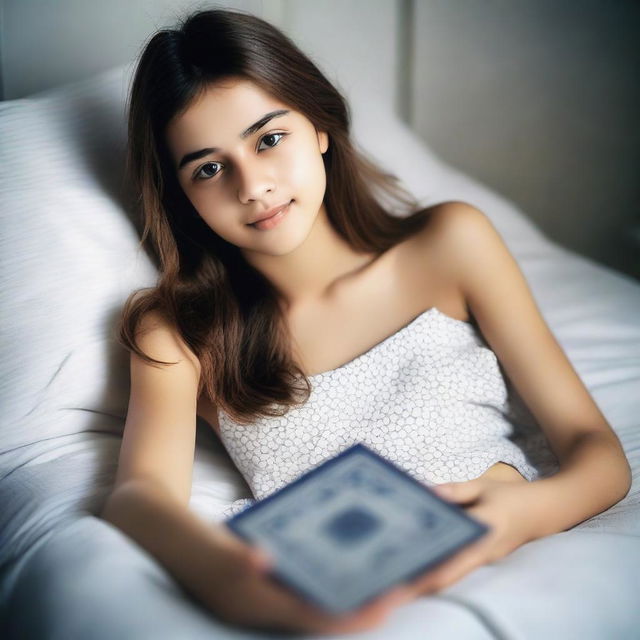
236;155;276;204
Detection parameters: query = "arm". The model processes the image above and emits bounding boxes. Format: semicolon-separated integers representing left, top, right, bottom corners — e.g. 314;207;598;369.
400;203;632;597
523;431;630;538
433;202;631;527
101;475;245;602
100;311;405;634
99;310;235;603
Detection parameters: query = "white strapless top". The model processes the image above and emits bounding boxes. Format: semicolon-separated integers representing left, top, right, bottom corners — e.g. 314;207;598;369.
217;308;559;518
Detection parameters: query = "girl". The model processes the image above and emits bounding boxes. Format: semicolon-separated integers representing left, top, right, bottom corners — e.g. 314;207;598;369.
100;8;631;636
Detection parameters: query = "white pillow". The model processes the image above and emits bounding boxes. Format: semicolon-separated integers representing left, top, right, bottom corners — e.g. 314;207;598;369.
0;66;154;454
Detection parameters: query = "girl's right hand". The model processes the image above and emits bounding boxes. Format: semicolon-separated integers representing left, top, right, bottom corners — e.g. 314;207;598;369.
203;523;414;635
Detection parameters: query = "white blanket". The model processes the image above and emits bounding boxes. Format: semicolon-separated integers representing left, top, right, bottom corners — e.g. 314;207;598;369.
1;65;639;639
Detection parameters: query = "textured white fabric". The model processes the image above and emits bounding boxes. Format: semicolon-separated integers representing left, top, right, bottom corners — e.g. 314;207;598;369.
218;307;559;519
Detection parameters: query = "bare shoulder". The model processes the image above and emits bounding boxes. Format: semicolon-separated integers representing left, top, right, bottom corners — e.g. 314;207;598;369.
414;200;490;275
413;199;529;318
407;200;488;314
415;200;521;309
115;308;203;502
135;308;201;378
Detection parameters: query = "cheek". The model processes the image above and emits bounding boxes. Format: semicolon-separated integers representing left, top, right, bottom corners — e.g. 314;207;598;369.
286;149;326;192
184;186;225;220
188;191;213;215
179;191;227;236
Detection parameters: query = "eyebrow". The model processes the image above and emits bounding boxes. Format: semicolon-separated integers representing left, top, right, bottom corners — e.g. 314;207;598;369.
177;109;290;170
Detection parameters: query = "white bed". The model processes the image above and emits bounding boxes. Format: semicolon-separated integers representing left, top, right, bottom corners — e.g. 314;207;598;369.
1;64;639;639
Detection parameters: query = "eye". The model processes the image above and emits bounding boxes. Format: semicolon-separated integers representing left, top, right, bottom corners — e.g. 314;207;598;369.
257;132;287;151
194;161;222;181
192;133;288;182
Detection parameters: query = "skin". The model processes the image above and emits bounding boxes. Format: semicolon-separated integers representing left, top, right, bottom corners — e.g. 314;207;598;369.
166;76;375;313
164;76;632;627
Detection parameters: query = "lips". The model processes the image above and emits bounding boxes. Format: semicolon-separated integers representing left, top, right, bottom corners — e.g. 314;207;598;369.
247;200;293;225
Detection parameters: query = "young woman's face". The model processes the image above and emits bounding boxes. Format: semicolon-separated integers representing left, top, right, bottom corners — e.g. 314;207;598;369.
165;77;329;255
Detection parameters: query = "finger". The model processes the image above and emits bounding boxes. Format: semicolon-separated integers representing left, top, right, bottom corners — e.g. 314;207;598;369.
212;549;376;635
244;555;412;634
318;588;411;635
279;582;413;635
270;596;382;635
232;573;333;633
246;547;274;573
254;578;416;636
354;584;414;614
432;480;483;503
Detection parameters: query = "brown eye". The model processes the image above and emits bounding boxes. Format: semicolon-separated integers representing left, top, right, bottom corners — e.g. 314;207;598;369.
194;162;221;180
257;132;286;151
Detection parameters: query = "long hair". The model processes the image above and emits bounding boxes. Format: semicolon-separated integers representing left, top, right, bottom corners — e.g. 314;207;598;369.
118;8;432;425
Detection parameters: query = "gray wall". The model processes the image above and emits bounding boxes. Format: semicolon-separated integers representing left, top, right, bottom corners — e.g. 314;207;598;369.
410;0;640;282
0;0;281;98
0;0;398;110
1;0;638;281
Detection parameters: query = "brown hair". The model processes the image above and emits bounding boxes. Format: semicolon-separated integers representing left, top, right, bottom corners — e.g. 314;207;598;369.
118;8;432;425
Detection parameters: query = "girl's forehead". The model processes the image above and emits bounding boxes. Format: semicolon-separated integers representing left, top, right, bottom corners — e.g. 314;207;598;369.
186;79;287;118
168;79;294;135
164;79;308;161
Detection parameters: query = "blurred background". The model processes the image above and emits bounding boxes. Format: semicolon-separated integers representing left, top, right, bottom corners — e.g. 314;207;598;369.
1;0;638;281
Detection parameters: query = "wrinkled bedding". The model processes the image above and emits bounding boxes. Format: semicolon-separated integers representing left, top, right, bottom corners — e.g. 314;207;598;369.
1;65;639;639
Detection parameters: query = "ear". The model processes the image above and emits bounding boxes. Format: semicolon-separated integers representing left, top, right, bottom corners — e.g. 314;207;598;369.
317;130;329;154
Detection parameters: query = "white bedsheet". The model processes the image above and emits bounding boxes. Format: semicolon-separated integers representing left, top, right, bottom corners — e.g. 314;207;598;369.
1;65;639;639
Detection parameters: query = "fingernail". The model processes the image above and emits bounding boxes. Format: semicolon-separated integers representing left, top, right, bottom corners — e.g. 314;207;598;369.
384;586;410;604
251;549;272;570
391;587;412;604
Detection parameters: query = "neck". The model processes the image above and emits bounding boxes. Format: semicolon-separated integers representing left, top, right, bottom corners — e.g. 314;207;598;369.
241;205;378;314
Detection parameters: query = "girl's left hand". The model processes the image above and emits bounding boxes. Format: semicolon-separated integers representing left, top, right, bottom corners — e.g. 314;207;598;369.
403;477;539;597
